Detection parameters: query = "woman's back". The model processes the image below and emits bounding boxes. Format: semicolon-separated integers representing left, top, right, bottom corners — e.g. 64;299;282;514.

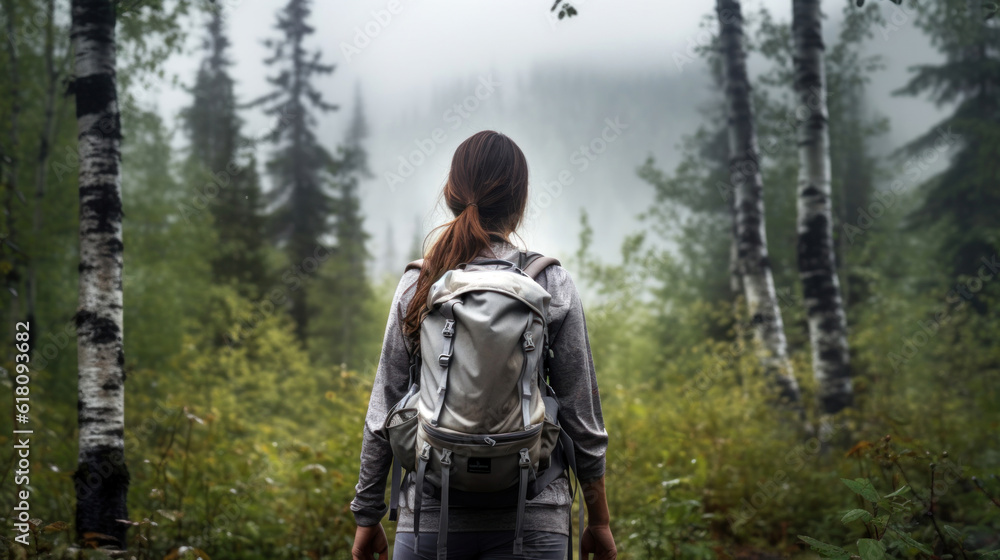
350;130;616;560
384;238;608;537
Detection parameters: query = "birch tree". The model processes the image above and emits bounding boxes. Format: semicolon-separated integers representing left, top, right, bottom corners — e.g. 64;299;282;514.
716;0;803;409
791;0;853;415
70;0;130;548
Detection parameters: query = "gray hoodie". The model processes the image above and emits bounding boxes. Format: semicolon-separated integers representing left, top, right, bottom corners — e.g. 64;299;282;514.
350;239;608;535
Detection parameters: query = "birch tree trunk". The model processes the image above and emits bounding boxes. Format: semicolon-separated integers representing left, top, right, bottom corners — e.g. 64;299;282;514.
792;0;853;415
716;0;803;409
70;0;130;548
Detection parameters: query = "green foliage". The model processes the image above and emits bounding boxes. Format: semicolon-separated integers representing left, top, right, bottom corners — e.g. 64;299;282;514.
799;437;1000;559
892;0;1000;281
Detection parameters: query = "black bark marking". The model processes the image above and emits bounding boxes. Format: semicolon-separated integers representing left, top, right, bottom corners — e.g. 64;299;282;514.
105;237;123;256
74;309;120;344
818;348;847;365
801;184;822;198
73;444;130;547
820;390;852;415
798;214;833;275
80;183;123;234
98;427;124;438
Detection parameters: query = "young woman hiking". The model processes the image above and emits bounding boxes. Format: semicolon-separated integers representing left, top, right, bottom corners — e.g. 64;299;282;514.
350;130;616;560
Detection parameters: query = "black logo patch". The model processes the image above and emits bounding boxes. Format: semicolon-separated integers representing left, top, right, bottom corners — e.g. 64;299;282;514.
467;457;492;474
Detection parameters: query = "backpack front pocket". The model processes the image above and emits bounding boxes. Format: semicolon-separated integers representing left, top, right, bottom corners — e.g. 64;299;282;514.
419;422;543;492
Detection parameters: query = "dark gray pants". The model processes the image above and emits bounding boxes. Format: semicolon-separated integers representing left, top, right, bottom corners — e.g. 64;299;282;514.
393;530;568;560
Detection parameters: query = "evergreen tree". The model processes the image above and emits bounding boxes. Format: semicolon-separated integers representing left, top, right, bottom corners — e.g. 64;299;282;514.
408;214;425;262
310;88;373;368
825;5;889;313
637;33;734;315
382;221;397;278
249;0;339;342
182;3;267;298
895;0;1000;288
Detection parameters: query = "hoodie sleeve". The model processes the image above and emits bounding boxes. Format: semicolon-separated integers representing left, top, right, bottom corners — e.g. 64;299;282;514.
538;264;609;482
349;269;420;526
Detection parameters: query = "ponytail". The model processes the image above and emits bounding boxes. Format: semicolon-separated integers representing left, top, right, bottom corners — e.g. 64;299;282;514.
402;131;529;345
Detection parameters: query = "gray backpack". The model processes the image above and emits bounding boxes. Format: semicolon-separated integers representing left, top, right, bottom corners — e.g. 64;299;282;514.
381;251;583;559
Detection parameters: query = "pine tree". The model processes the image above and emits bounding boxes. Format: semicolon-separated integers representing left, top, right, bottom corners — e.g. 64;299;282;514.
895;0;1000;287
825;4;888;313
408;214;425;262
249;0;339;341
182;3;267;298
311;87;373;368
382;222;397;278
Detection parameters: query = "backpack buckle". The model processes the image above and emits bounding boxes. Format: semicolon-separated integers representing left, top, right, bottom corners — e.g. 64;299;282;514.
440;449;453;466
442;319;455;338
523;331;535;351
518;448;531;467
419;442;432;461
438;353;451;368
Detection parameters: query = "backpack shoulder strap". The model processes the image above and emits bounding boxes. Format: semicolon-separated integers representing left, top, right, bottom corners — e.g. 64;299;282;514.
406;253;559;277
522;251;561;280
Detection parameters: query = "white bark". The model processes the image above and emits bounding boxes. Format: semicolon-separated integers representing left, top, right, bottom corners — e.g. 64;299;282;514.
716;0;803;409
792;0;853;415
71;0;129;549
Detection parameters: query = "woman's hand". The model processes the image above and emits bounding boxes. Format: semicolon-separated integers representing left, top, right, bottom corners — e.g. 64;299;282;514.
580;523;617;559
580;475;616;559
352;523;389;560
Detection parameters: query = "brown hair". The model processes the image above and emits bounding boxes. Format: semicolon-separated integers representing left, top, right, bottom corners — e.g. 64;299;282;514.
402;130;529;346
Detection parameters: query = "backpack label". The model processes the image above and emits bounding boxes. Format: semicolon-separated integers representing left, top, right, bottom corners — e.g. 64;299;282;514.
467;457;492;474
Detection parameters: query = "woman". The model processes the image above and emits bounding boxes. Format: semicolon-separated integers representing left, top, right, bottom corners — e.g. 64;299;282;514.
350;130;616;560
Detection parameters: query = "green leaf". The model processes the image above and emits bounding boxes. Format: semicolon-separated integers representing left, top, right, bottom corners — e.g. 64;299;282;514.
873;513;890;531
888;526;934;555
798;535;851;559
978;550;1000;559
857;538;886;560
841;509;873;525
943;524;963;543
884;485;910;498
842;478;880;502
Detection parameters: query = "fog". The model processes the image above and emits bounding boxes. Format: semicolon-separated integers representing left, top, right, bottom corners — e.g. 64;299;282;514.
151;0;945;277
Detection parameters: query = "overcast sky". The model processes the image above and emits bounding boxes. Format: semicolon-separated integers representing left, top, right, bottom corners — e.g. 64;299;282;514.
149;0;942;275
